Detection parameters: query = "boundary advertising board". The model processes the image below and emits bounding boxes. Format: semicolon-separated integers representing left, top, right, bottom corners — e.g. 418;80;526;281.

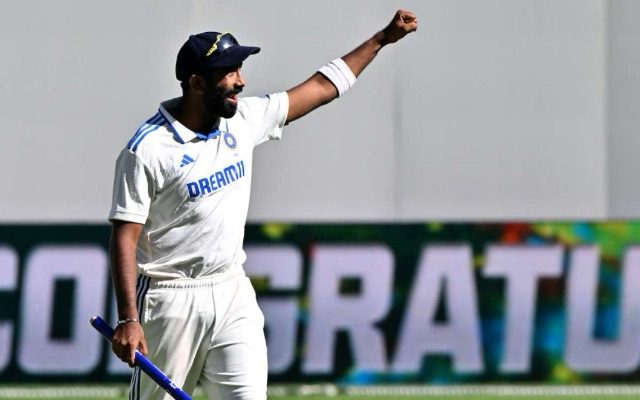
1;222;639;383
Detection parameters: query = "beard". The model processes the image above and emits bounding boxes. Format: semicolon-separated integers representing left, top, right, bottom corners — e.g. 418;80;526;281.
203;85;241;119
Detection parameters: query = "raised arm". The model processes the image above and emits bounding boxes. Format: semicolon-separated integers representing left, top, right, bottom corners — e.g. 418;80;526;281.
286;9;418;124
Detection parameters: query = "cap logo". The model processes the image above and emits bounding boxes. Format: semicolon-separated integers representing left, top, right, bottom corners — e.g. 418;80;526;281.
206;31;232;57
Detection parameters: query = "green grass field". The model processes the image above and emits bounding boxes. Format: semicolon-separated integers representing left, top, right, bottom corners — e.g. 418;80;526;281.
3;397;637;400
2;385;640;400
277;397;639;400
1;396;640;400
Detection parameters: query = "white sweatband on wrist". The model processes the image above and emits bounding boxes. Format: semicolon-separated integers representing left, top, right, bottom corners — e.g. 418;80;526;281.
317;58;357;97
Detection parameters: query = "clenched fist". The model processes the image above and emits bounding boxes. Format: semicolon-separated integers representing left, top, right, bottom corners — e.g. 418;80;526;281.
382;9;418;45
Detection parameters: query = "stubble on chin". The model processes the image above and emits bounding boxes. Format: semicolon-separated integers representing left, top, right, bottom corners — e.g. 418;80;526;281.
220;101;238;118
204;86;239;118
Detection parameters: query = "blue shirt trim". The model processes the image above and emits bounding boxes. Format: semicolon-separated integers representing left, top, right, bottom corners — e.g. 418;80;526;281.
128;113;164;152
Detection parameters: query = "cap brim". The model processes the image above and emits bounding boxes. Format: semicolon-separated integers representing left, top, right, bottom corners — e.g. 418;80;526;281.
203;45;261;68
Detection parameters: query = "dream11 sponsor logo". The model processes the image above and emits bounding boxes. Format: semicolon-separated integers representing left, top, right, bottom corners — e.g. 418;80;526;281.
1;243;640;378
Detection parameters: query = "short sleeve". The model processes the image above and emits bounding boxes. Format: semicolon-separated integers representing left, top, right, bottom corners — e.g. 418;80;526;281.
108;148;155;224
237;92;289;146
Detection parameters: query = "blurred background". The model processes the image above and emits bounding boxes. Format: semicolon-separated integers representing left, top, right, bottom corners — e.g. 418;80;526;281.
2;0;640;398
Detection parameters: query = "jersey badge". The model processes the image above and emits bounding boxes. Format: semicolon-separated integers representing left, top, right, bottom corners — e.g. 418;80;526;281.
223;132;237;150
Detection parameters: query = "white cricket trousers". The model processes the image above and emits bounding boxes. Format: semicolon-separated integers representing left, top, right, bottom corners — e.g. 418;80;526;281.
130;265;268;400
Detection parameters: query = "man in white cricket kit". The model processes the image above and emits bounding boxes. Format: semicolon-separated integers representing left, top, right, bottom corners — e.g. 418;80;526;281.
109;10;417;400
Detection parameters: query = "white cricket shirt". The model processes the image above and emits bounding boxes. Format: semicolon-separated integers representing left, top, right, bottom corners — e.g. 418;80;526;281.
109;92;289;278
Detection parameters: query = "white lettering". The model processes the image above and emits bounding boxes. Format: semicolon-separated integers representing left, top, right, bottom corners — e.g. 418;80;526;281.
303;245;393;373
484;245;563;373
392;245;483;373
565;246;640;372
17;245;108;374
244;245;302;374
0;245;18;372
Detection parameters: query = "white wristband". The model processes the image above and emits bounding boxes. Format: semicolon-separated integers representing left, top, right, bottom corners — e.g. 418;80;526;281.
317;58;357;97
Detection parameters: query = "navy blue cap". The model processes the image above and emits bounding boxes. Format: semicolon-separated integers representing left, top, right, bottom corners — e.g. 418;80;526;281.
175;32;260;81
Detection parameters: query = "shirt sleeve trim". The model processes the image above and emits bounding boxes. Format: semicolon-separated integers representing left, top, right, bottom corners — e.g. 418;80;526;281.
108;211;148;224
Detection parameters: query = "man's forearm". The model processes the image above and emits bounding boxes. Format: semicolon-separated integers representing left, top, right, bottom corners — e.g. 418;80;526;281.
111;252;139;320
342;10;418;77
341;31;387;78
109;221;143;320
285;9;417;123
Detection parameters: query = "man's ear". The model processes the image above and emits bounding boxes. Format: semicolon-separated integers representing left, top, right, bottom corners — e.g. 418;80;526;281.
189;74;206;94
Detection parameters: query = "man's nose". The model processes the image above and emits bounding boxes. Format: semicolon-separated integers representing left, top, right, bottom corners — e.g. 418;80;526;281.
236;70;245;88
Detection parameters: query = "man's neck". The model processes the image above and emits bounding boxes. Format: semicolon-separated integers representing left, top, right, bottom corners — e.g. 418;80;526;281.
170;97;220;134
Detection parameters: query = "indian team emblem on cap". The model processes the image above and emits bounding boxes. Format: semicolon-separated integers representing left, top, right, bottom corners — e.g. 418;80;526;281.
223;132;237;149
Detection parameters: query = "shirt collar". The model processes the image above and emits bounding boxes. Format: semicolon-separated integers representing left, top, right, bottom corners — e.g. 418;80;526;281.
159;98;221;144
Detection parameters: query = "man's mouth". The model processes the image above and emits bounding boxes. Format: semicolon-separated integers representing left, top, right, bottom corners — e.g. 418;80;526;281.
226;92;239;105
